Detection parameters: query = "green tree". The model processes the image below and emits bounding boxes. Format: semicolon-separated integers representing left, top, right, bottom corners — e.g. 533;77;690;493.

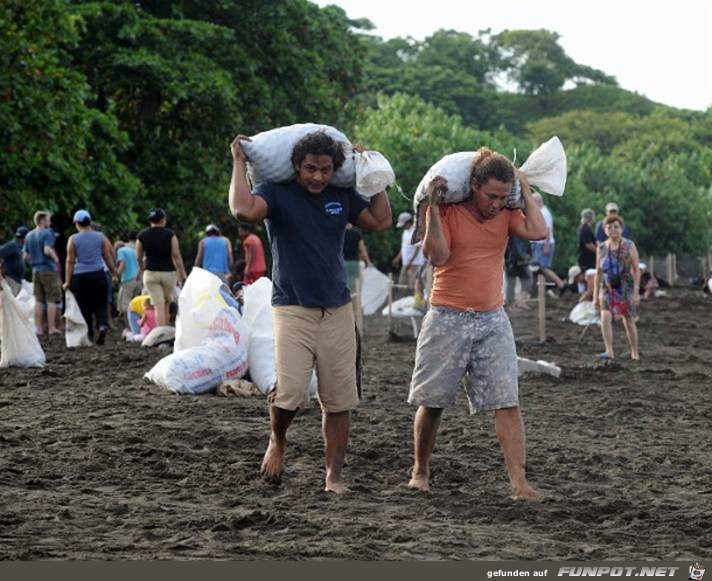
0;0;141;239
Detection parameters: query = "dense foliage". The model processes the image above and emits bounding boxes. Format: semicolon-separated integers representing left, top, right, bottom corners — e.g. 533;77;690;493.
2;0;711;271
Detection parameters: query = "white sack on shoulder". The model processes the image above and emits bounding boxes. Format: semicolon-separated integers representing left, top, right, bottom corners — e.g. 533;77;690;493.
518;136;567;197
355;151;396;198
64;290;91;348
241;123;355;188
413;151;479;208
0;285;45;368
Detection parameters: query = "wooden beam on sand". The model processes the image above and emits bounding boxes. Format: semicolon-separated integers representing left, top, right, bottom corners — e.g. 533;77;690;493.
538;273;546;343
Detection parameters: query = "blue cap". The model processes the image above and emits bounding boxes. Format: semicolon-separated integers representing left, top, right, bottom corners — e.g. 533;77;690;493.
73;209;92;223
15;226;29;238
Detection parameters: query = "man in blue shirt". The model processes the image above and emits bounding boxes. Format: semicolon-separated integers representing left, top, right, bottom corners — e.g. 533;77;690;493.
116;232;141;316
0;226;29;295
229;131;392;494
23;211;62;334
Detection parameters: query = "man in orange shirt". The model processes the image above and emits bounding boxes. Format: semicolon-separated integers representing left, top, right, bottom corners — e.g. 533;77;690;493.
407;148;548;500
238;223;267;284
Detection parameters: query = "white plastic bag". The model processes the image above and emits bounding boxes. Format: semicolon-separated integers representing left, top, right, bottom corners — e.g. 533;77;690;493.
141;325;175;347
64;290;91;348
174;267;250;353
381;295;425;318
242;278;277;394
568;301;599;326
517;356;561;378
355;151;396;198
242;278;317;398
361;267;390;315
519;136;567;197
241;123;355;188
145;334;249;395
0;285;45;368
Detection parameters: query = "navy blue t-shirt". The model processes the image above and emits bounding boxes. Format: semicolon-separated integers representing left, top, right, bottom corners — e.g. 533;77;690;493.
254;180;369;308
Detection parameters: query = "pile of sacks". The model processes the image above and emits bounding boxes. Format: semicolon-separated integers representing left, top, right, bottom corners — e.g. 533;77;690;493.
145;268;319;397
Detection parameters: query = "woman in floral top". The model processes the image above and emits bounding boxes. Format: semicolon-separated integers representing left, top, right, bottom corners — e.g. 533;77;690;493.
593;215;641;360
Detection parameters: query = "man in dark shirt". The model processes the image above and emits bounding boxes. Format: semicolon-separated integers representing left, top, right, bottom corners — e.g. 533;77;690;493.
595;202;630;242
577;208;597;271
229;131;391;494
136;209;187;327
0;226;29;295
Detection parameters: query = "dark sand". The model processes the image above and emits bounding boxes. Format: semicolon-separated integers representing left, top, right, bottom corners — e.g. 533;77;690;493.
1;289;710;560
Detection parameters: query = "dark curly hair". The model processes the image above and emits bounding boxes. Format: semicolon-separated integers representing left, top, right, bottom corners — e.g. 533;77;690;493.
471;147;515;187
291;131;346;171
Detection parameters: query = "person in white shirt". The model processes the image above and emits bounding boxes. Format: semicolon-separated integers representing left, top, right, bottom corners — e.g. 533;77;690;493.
392;212;427;291
530;193;565;295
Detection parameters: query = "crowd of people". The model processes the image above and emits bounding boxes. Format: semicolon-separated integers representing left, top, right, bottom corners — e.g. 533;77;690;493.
0;206;266;345
1;130;707;499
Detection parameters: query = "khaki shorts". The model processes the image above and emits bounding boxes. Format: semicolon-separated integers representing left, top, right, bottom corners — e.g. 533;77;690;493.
143;270;177;306
33;271;62;304
272;303;358;413
118;279;140;312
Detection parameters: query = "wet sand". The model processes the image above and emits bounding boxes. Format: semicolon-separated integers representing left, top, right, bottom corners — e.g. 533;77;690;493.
1;289;710;560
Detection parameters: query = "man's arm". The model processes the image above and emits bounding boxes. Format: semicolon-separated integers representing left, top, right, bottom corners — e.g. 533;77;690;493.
225;237;234;269
63;238;76;290
171;235;187;283
117;258;126;277
355;191;392;232
229;136;269;223
509;174;548;241
422;177;450;266
43;237;60;265
135;239;145;281
194;239;204;268
102;236;117;277
358;239;373;267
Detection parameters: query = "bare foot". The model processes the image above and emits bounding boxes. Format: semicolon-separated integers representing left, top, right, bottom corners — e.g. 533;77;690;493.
48;329;62;335
260;438;285;484
511;482;542;502
407;472;430;492
324;477;348;495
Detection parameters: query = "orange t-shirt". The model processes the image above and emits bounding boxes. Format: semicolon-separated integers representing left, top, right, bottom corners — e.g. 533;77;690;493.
429;205;525;312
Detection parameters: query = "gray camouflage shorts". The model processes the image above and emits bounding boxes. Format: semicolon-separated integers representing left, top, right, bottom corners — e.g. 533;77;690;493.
408;306;519;413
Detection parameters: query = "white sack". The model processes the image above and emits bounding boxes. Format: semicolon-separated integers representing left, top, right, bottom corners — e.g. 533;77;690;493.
174;267;250;353
242;278;277;394
413;136;567;214
517;356;561;378
518;136;567;197
142;325;176;347
361;267;390;315
0;285;45;368
381;295;425;318
242;277;317;398
568;301;600;326
241;123;355;188
355;151;396;198
64;290;91;348
145;334;249;395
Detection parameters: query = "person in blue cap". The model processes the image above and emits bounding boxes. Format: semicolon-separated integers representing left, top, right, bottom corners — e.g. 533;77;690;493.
0;226;29;296
64;209;118;345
